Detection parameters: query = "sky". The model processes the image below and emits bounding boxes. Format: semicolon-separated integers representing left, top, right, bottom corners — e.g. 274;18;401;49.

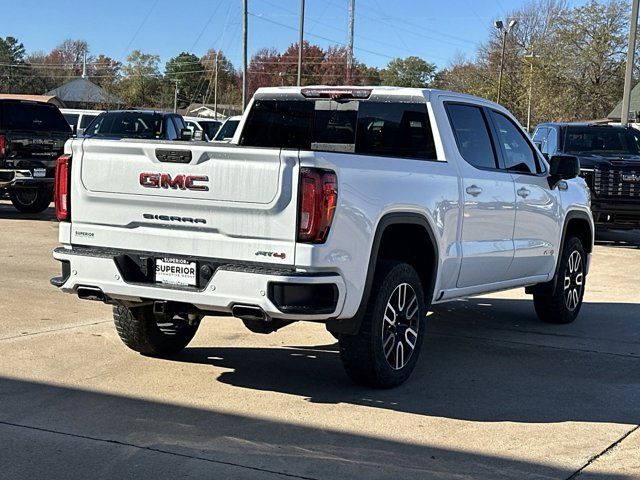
3;0;590;71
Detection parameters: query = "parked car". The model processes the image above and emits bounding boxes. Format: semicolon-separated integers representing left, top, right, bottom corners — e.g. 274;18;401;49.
60;108;104;137
183;116;222;141
52;86;593;388
83;110;192;141
0;99;71;213
212;115;241;142
533;122;640;230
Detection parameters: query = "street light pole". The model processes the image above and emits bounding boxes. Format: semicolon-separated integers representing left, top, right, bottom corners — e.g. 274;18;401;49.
621;0;639;126
525;50;538;133
495;19;517;105
173;80;178;113
242;0;248;110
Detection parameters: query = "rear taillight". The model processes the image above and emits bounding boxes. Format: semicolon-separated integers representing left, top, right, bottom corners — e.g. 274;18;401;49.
297;168;337;243
54;154;71;221
0;135;5;158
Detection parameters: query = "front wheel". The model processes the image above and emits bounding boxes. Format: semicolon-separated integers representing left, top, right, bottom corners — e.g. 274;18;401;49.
9;186;53;213
533;235;586;324
113;304;201;356
339;261;426;388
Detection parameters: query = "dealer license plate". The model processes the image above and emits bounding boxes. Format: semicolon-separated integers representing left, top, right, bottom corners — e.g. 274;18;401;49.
155;258;197;287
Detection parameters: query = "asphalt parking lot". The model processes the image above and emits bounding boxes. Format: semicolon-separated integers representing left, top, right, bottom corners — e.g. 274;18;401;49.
0;200;639;480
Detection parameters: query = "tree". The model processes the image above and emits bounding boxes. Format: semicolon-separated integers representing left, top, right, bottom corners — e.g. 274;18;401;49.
200;49;239;108
90;54;121;89
434;0;629;125
165;52;206;107
380;56;437;88
0;36;30;93
120;50;162;107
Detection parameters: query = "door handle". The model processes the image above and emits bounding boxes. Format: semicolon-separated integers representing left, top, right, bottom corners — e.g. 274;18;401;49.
517;187;531;198
465;185;483;197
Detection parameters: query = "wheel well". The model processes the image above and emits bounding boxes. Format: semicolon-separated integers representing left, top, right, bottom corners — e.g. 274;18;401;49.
565;217;593;253
377;223;437;301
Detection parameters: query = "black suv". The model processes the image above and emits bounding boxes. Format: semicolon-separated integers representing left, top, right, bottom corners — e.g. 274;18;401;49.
533;123;640;230
82;110;192;141
0;99;71;213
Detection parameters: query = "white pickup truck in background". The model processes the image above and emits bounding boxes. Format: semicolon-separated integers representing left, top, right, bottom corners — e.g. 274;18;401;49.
51;86;594;387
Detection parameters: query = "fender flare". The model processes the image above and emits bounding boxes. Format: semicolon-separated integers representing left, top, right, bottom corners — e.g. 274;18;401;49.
526;209;593;295
326;212;439;335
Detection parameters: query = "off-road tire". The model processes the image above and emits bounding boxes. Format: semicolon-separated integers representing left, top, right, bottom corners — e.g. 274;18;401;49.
113;304;200;356
533;235;586;324
9;186;53;213
339;261;426;388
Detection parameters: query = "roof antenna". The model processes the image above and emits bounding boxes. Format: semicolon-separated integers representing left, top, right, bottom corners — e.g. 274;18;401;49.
81;50;87;79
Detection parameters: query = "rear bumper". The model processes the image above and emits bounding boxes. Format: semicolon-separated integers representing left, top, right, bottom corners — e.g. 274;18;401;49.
592;200;640;228
52;246;346;321
0;169;53;188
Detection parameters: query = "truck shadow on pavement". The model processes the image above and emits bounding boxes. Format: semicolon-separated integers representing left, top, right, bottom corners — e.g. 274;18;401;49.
0;201;56;222
1;377;631;480
177;298;640;424
595;229;640;248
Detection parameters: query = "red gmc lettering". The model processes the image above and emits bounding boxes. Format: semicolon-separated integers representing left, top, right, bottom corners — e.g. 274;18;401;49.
140;173;209;192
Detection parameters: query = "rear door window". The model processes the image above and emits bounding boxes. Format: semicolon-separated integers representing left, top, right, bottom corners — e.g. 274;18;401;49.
2;102;70;132
446;103;498;169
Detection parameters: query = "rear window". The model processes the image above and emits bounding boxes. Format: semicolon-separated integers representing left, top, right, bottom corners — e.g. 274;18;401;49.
240;99;437;160
1;102;70;133
84;111;164;139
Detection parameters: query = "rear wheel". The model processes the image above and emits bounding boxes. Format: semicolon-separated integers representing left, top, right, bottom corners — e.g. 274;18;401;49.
339;261;426;388
113;304;201;356
9;186;52;213
533;235;586;324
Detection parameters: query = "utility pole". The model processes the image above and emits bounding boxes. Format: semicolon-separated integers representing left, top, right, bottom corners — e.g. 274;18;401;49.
242;0;248;110
621;0;639;126
173;80;178;113
213;50;220;120
525;50;538;133
297;0;305;86
346;0;355;83
495;19;517;105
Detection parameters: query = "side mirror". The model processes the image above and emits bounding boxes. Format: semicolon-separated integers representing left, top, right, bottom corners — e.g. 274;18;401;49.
179;128;193;141
193;130;204;141
533;141;543;151
548;155;580;188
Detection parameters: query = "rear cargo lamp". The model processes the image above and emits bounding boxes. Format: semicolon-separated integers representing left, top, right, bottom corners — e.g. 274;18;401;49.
0;135;5;158
301;88;371;100
54;154;71;221
298;168;337;243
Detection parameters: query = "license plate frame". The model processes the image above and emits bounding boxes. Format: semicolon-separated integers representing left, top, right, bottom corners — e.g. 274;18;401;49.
155;257;198;287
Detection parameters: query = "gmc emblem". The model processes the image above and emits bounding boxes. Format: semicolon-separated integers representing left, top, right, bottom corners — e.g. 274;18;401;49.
622;173;640;182
139;172;209;191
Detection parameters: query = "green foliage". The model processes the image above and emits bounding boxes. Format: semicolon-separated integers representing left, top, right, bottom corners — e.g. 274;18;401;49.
119;50;162;107
0;36;30;93
380;56;437;88
165;52;206;107
435;0;632;126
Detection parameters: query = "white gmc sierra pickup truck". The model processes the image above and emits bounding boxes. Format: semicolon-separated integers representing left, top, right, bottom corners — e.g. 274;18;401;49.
52;87;594;388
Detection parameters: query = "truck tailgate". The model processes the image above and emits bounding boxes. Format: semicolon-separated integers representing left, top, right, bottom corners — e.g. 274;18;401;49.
69;139;298;266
